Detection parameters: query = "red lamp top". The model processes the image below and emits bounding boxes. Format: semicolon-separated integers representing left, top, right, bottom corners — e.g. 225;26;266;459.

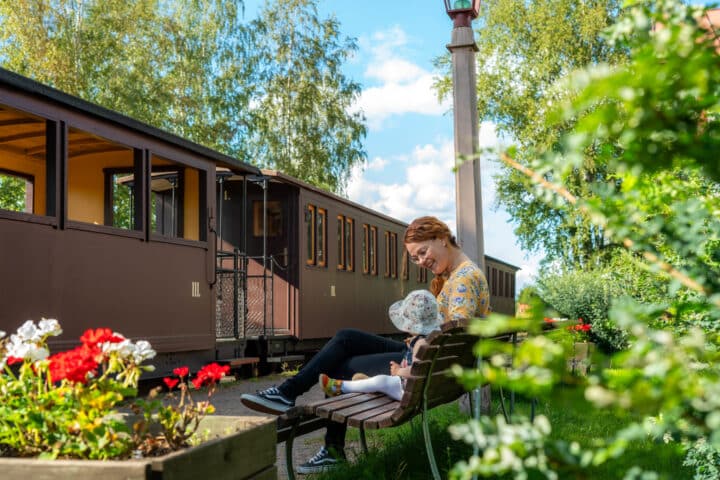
444;0;481;28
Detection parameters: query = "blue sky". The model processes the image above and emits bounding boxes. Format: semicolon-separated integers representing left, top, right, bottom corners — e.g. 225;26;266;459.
245;1;543;292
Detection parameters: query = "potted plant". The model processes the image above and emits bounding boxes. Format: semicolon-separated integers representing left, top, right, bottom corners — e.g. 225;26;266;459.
0;319;276;480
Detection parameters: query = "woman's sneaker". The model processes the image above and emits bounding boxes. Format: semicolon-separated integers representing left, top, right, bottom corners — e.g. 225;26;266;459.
296;446;344;474
240;386;294;414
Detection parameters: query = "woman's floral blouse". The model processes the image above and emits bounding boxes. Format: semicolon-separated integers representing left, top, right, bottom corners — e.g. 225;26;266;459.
437;260;490;322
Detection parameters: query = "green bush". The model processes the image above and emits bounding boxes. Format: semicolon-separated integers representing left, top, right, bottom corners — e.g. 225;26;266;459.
537;268;631;353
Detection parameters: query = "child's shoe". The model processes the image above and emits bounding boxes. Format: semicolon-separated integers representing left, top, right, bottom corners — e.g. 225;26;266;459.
319;374;343;396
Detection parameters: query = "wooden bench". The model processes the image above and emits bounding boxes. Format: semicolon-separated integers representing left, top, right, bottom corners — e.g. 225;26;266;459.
277;320;488;480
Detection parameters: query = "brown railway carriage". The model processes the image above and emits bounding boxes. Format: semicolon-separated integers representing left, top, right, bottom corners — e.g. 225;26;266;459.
0;67;258;373
0;67;519;376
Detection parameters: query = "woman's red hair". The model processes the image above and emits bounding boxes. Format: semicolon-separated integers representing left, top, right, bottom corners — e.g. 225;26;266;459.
403;216;458;296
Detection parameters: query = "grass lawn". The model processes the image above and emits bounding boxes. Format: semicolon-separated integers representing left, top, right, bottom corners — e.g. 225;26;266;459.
311;386;693;480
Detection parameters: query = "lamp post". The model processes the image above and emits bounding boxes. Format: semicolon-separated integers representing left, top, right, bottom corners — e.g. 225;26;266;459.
444;2;490;465
444;0;484;272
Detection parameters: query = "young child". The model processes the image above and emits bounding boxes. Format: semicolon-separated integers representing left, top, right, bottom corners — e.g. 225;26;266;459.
319;289;442;401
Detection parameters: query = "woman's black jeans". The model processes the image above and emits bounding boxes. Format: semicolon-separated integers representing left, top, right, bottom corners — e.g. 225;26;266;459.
278;328;405;452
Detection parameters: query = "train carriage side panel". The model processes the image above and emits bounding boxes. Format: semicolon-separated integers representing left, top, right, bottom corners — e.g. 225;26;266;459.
295;186;428;341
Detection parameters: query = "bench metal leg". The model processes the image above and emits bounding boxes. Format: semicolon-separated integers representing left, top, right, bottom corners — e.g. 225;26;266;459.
421;403;441;480
285;423;298;480
359;424;369;454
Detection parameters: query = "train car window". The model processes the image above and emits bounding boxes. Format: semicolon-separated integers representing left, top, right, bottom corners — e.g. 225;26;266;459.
68;127;136;229
492;267;498;296
362;223;369;274
402;249;409;280
337;215;354;271
390;232;397;278
316;207;327;267
370;225;378;275
384;231;390;277
104;163;142;230
253;200;282;237
387;232;398;278
0;105;52;219
345;217;354;271
306;204;316;265
149;155;204;241
337;215;345;270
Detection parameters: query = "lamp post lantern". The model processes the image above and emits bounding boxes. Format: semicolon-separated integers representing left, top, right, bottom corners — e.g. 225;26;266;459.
444;0;485;272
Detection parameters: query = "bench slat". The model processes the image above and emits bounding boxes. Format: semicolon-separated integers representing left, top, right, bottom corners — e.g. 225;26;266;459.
330;396;398;423
362;409;398;429
315;393;385;418
347;403;400;428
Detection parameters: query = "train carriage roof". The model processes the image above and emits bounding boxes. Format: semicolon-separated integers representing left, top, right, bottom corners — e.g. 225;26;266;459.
0;67;259;174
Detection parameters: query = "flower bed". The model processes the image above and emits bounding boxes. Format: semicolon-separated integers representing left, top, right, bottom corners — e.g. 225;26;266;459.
0;319;274;463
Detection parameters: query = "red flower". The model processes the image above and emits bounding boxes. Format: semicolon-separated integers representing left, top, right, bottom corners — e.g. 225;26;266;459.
48;345;99;383
543;317;555;323
6;356;23;365
191;363;229;389
80;328;124;348
173;366;189;378
163;377;179;390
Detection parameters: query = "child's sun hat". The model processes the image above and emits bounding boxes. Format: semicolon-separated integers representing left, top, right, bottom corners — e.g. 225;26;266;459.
389;289;442;336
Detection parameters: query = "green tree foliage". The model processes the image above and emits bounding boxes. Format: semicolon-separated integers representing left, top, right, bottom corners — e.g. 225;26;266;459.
243;0;366;192
0;0;365;193
435;0;627;268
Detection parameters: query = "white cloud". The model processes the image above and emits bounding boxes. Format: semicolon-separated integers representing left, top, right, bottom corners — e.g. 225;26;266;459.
355;26;451;130
367;156;388;170
365;58;426;84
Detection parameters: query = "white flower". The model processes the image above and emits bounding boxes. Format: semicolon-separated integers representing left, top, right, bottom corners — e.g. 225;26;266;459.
101;338;133;358
38;318;62;337
5;336;49;362
0;330;6;339
16;320;40;342
132;340;156;363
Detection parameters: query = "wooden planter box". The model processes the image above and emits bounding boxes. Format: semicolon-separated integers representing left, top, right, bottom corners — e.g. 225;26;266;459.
0;415;276;480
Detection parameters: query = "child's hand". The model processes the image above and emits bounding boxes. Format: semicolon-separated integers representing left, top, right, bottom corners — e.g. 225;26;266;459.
389;361;401;376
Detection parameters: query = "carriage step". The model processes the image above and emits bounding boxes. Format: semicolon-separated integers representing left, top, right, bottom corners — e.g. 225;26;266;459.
217;357;260;367
266;355;305;363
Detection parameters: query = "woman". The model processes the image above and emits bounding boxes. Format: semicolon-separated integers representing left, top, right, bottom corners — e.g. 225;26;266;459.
240;216;489;474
